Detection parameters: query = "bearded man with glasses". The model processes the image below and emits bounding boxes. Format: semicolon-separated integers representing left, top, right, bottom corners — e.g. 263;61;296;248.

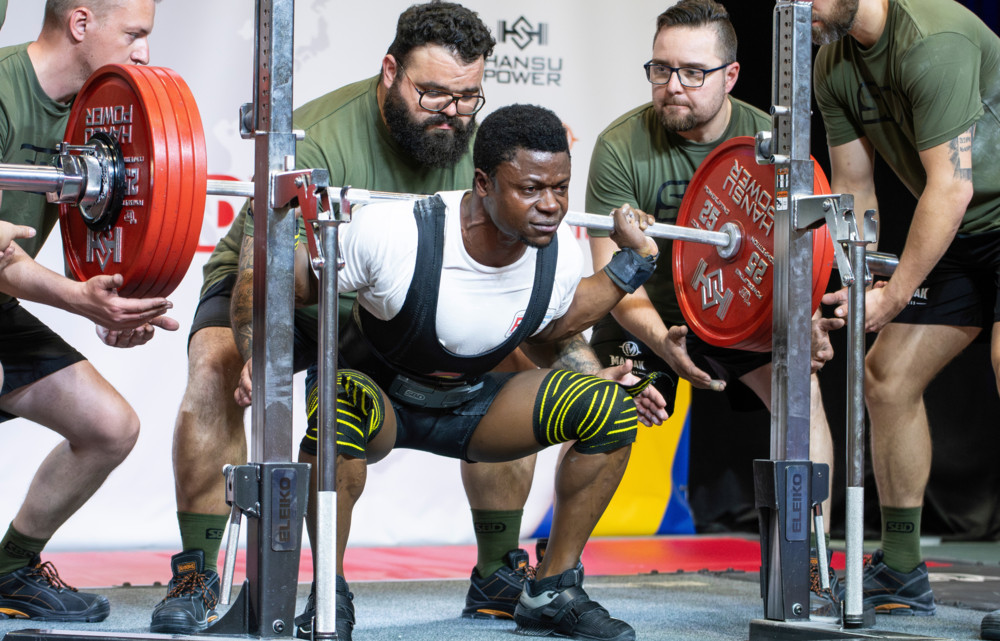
585;0;844;622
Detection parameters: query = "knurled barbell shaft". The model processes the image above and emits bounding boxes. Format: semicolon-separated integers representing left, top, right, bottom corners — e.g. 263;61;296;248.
206;179;736;248
3;166;900;272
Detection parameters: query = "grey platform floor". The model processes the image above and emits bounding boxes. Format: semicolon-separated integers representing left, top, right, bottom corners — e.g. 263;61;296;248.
3;539;999;641
0;572;991;641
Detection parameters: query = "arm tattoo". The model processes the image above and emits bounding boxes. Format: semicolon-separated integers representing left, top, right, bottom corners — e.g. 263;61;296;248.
231;234;255;361
948;126;974;182
550;333;602;374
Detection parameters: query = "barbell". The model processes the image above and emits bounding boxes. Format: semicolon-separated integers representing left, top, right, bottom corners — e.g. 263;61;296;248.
0;64;893;350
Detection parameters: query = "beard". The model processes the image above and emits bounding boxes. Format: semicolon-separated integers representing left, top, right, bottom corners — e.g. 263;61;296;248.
382;80;477;169
658;105;698;132
812;0;859;46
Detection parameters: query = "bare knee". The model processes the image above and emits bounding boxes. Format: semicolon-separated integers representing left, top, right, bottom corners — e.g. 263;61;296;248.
864;352;909;409
75;401;141;465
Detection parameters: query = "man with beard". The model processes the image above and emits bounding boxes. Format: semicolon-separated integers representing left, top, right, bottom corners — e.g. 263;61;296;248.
812;0;1000;633
584;0;843;621
150;3;549;638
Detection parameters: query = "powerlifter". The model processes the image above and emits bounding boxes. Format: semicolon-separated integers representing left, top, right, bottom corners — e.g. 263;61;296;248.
234;104;667;641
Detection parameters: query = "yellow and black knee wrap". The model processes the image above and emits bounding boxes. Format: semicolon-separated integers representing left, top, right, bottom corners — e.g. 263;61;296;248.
302;369;384;459
533;370;639;454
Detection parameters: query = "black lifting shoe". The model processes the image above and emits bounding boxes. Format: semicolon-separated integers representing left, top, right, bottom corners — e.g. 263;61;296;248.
0;555;110;622
462;549;534;619
149;550;220;633
514;565;634;641
809;547;841;622
856;549;936;616
294;575;355;641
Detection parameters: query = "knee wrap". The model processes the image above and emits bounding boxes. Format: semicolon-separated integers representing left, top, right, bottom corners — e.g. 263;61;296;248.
532;370;639;454
301;369;384;459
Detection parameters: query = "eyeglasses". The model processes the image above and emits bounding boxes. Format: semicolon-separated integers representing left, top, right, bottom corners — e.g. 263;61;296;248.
400;69;486;116
643;61;731;88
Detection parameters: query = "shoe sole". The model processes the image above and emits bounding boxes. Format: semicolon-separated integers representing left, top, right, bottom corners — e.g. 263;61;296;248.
514;621;635;641
150;618;216;634
867;599;936;617
982;624;1000;641
0;603;110;623
462;607;514;620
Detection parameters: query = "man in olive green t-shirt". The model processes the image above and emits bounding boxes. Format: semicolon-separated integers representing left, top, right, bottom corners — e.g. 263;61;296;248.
0;0;174;624
158;4;545;639
812;0;1000;630
586;0;843;620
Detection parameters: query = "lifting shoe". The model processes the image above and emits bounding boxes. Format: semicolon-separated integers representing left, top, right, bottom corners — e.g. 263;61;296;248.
514;565;634;641
0;555;110;622
462;548;534;619
150;550;220;633
294;575;355;641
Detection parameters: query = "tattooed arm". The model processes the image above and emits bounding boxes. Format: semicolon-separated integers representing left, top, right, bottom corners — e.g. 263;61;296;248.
827;127;975;332
231;233;255;361
520;333;602;373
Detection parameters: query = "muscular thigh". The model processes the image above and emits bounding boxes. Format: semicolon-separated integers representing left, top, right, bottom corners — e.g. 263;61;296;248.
0;360;132;441
867;322;978;392
466;369;552;462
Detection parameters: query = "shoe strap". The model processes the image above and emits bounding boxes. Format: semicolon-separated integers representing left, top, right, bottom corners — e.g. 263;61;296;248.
531;585;606;635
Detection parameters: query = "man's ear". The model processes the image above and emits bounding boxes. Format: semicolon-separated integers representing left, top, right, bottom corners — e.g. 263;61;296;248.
473;168;493;198
381;54;399;90
67;7;94;44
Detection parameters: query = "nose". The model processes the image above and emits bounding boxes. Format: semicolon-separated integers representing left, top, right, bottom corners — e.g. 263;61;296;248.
441;99;460;117
664;70;685;92
537;188;560;213
132;39;150;65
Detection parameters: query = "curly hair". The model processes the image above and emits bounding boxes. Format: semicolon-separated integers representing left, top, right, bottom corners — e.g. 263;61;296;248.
473;104;569;179
386;2;495;66
655;0;737;64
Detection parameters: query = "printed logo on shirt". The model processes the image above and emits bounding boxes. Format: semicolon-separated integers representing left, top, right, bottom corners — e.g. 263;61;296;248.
654;180;689;222
856;82;898;126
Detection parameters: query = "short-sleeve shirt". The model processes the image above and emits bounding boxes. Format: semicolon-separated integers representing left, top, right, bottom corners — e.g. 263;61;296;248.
814;0;1000;234
201;74;475;299
585;97;770;326
0;43;73;303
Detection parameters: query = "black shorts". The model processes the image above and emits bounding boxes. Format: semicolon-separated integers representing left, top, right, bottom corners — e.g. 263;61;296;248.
188;274;237;346
893;228;1000;331
589;315;771;412
188;273;317;371
0;299;86;422
302;368;515;461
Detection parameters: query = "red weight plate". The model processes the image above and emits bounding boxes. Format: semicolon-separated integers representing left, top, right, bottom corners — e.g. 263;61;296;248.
672;136;834;352
60;64;169;298
123;66;181;299
150;66;207;296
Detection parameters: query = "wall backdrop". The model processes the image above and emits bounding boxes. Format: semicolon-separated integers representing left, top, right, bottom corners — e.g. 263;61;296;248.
0;0;697;552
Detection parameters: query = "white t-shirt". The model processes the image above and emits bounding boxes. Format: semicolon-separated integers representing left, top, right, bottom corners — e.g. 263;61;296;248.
337;190;583;356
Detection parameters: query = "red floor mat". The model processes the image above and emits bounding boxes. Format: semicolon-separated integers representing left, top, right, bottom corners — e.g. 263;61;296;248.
39;536;761;588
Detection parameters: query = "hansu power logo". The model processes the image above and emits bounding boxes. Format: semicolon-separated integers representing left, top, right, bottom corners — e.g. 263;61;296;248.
498;17;548;49
486;16;562;86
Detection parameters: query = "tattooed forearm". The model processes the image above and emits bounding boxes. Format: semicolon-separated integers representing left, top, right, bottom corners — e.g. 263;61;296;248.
550;333;602;374
948;126;974;182
231;234;255;361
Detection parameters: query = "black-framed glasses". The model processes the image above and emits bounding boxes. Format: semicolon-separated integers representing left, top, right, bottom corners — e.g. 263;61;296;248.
643;60;731;88
401;69;486;115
